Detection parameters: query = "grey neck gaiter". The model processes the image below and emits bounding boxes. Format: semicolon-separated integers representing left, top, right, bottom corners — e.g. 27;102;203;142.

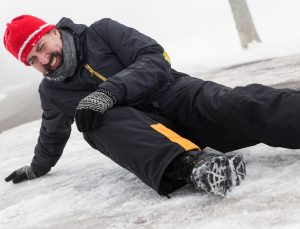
45;29;78;82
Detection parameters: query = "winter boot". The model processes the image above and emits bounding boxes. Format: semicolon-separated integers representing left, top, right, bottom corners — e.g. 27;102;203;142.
226;153;246;186
201;148;247;187
170;150;246;196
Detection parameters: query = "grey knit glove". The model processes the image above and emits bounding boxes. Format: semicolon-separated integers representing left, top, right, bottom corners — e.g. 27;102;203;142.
75;88;117;132
5;165;49;184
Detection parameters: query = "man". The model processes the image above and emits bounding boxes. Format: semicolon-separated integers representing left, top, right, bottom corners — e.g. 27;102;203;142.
13;14;300;198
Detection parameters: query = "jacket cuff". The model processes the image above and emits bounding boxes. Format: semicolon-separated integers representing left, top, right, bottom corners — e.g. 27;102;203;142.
97;87;119;105
31;164;51;177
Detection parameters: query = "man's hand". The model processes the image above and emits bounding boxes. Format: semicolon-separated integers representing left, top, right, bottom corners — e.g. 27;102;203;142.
75;88;117;132
5;165;48;184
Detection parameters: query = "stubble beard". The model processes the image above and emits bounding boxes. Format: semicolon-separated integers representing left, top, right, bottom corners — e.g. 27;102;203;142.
43;51;63;77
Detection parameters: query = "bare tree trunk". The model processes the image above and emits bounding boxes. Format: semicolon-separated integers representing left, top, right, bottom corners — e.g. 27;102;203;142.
229;0;261;49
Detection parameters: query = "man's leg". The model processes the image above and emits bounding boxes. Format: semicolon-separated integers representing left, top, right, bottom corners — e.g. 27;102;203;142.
217;84;300;149
160;77;300;152
83;107;245;196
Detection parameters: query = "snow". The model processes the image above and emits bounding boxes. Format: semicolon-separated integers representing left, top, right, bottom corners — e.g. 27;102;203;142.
1;0;300;228
1;122;300;229
1;121;300;229
196;53;300;87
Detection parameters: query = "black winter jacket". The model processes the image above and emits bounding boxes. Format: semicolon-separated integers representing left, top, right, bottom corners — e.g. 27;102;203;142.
31;17;173;171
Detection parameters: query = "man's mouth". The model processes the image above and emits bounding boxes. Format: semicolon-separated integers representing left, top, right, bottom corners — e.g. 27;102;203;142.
49;53;62;70
49;55;57;67
43;52;63;76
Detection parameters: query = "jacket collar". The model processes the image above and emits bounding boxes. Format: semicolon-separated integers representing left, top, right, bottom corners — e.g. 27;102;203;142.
56;17;87;63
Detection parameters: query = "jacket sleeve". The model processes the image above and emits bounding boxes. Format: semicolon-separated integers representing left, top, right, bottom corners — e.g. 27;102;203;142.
90;18;171;105
31;88;73;172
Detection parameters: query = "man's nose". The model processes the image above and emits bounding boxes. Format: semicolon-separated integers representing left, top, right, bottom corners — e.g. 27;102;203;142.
36;52;50;65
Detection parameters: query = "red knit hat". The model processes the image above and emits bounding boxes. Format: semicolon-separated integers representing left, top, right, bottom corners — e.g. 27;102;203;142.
3;15;56;66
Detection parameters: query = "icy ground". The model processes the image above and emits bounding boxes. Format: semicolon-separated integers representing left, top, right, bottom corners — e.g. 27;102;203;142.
1;53;300;229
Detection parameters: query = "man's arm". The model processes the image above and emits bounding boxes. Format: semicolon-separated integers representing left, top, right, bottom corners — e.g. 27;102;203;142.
75;18;172;132
5;88;73;183
32;88;73;171
91;18;172;105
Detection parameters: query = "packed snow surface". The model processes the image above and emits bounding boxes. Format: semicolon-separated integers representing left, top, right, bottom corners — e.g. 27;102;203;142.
0;120;300;229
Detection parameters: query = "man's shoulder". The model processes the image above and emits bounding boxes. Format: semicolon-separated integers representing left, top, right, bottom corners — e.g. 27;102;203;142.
38;79;73;111
56;17;119;34
38;78;69;92
89;18;111;27
38;79;52;97
56;17;87;35
38;79;66;97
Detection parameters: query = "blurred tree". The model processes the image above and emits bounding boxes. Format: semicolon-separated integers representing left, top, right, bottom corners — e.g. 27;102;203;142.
229;0;261;48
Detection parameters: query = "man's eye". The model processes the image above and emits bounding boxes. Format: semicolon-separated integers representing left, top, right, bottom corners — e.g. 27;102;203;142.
30;58;36;65
37;43;45;52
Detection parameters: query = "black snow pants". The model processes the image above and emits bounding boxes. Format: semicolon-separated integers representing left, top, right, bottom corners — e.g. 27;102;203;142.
83;107;200;195
157;73;300;152
84;73;300;195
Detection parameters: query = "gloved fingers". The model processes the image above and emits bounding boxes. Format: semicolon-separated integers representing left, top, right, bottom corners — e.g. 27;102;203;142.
92;112;104;130
83;109;92;131
5;171;17;182
75;109;94;132
13;173;28;184
75;109;104;132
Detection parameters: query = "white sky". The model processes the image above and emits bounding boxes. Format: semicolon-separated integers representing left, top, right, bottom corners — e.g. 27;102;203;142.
1;0;300;88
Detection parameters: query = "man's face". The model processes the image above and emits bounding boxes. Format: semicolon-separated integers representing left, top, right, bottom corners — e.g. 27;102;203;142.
26;29;63;76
